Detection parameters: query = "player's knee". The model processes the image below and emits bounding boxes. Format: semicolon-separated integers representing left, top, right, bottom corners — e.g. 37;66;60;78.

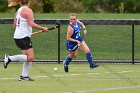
69;54;75;58
85;48;90;53
27;56;34;62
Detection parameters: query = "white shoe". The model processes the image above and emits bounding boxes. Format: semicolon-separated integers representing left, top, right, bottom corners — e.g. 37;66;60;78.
3;54;10;69
19;76;34;81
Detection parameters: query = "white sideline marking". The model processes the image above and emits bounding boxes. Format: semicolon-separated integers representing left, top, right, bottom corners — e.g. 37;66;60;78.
35;76;49;78
53;75;69;77
61;86;140;93
0;70;140;80
71;74;81;76
87;73;100;75
105;72;110;73
1;77;140;81
0;78;16;80
117;71;133;73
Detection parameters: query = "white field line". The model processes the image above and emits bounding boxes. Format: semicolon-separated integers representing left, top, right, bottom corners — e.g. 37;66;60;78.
117;71;133;73
1;77;140;81
105;72;110;73
35;76;49;78
0;78;17;80
0;70;140;80
61;86;140;93
87;73;100;75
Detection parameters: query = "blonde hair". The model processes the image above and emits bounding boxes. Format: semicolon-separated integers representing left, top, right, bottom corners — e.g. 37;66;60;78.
8;0;30;7
70;13;77;18
8;0;20;7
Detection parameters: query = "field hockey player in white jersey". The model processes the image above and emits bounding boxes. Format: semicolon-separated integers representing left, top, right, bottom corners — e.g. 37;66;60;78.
3;0;49;81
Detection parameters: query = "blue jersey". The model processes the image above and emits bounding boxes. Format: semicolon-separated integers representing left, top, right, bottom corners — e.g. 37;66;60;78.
66;22;84;51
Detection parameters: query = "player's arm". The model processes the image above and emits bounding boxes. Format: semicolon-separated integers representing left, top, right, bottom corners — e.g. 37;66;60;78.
78;20;87;37
13;16;16;30
22;8;48;32
67;26;80;46
13;12;18;30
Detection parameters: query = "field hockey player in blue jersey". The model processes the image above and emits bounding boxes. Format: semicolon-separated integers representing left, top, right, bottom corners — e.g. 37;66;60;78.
63;13;99;72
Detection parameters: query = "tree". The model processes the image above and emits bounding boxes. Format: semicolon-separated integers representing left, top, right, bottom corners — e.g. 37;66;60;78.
53;0;85;13
0;0;8;12
81;0;140;13
41;0;54;13
30;0;43;13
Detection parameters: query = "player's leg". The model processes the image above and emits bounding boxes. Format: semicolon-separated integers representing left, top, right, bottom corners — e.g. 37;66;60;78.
3;37;30;69
63;41;79;72
80;42;99;68
64;51;77;65
19;48;34;81
63;54;72;72
63;50;78;72
3;54;28;69
3;37;34;81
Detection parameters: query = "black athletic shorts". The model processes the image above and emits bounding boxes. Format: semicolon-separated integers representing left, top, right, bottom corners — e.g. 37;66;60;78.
14;36;33;50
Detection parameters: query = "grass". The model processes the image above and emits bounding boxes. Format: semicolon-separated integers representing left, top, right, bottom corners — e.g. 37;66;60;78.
0;63;140;93
0;13;140;93
0;13;140;19
0;13;140;60
0;24;140;60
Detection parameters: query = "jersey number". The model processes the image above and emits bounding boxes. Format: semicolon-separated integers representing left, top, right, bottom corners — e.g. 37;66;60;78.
76;33;80;38
16;18;20;27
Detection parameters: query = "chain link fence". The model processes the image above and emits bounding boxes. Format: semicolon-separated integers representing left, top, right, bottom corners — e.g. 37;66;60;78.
0;19;140;64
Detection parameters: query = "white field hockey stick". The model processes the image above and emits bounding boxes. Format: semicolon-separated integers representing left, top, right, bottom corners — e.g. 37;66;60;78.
32;23;60;35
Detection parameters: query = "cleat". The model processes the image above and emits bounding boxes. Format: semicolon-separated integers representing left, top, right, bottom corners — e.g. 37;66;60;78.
63;60;69;72
90;64;99;69
64;65;69;72
19;76;34;81
3;54;11;69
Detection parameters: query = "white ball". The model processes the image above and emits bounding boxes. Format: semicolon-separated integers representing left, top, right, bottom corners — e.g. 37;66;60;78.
54;67;58;71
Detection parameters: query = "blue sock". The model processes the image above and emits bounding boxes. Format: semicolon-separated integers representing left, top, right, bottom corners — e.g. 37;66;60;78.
86;52;95;66
64;55;72;66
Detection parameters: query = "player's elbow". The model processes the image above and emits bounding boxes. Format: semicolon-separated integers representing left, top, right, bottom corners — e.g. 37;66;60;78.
66;37;71;41
28;21;36;27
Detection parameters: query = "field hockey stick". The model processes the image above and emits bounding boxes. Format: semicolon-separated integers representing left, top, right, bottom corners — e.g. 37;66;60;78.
32;23;60;35
74;30;85;50
75;30;85;49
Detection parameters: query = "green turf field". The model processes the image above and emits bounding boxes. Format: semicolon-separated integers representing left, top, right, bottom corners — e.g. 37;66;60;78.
0;13;140;93
0;13;140;19
0;63;140;93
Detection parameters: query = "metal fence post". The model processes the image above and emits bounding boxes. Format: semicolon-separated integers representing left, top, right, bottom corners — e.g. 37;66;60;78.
132;24;135;64
58;25;61;64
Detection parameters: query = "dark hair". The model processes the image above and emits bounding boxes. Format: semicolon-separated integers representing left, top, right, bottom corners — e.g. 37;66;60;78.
20;0;30;5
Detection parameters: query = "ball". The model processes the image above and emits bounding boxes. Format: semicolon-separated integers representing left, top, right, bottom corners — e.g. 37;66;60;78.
54;67;58;71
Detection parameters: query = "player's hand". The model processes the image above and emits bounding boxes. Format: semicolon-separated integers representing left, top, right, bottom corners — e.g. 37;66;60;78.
77;40;81;47
83;29;87;37
42;27;49;32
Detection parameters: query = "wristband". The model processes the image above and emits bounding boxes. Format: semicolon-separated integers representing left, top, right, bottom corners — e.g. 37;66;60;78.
83;28;86;30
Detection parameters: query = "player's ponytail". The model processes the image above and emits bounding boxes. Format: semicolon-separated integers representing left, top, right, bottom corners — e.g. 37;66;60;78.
8;0;21;7
8;0;30;7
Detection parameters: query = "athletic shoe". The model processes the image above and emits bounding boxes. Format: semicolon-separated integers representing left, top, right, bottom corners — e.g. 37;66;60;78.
64;65;69;72
19;76;34;81
90;64;99;69
3;54;11;69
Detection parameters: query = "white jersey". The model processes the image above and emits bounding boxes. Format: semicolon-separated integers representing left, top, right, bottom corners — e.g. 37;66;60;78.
14;6;32;39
